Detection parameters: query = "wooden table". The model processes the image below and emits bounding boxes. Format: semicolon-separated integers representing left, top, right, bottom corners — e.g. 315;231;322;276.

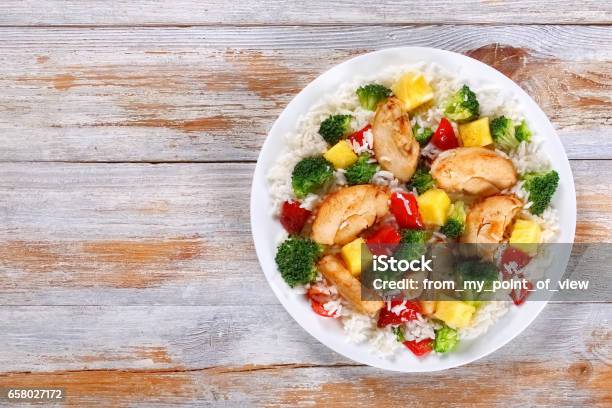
0;1;611;406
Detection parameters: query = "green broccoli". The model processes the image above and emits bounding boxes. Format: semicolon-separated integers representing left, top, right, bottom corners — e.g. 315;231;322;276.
392;326;406;342
345;154;378;185
394;229;428;262
433;325;459;353
291;156;333;198
490;116;520;151
444;85;480;123
412;123;434;146
515;120;532;143
440;201;466;239
456;260;499;302
356;84;392;111
319;114;352;145
408;167;435;195
523;170;560;216
275;236;323;287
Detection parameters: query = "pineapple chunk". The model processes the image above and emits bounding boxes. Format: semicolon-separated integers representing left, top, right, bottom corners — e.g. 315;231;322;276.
420;300;437;316
434;300;476;329
392;72;434;111
341;238;368;277
459;117;493;147
509;219;542;255
324;140;358;169
417;188;451;227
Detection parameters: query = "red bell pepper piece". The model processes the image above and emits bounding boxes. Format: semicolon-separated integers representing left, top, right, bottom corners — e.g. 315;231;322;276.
280;200;312;234
377;300;422;327
510;280;534;306
403;339;433;357
347;124;372;148
500;246;532;279
431;118;459;150
390;192;424;229
366;225;401;256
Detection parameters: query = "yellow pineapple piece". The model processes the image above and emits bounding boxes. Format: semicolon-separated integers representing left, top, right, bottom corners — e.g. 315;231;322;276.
459;117;493;147
509;219;542;255
434;300;476;329
341;238;368;277
416;188;451;227
392;72;434;111
323;140;358;169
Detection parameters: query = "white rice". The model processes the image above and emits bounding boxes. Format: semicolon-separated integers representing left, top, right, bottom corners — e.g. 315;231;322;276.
267;61;560;358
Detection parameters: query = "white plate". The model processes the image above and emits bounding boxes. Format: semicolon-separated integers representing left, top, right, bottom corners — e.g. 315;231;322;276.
250;47;576;372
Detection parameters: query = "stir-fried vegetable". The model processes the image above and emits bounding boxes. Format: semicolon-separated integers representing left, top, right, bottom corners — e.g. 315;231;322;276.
433;325;459;353
319;114;352;145
431;118;459;150
407;167;435;195
280;201;312;234
522;170;559;215
356;84;392;111
440;201;466;239
345;154;378;185
455;260;499;303
444;85;479;123
390;192;424;229
490;115;520;151
394;229;427;262
515;120;532;143
275;236;323;287
291;156;333;198
412;123;434;146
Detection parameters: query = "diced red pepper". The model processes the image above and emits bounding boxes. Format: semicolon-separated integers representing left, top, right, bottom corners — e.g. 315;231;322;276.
347;124;372;148
377;300;422;328
390;192;424;229
366;225;401;256
310;299;337;317
403;339;433;357
280;200;312;234
431;118;459;150
510;280;534;306
307;286;331;305
500;246;532;279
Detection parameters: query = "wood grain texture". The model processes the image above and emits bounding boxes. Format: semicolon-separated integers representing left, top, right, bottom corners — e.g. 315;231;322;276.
0;1;611;25
0;303;609;406
0;25;610;162
0;160;609;306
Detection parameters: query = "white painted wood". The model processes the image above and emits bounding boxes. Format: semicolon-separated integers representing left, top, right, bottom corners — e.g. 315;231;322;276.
0;1;610;25
0;26;610;162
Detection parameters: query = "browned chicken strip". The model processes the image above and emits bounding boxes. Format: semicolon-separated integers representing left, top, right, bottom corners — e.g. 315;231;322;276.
431;147;517;197
318;255;384;316
461;194;523;245
372;97;420;182
311;185;389;245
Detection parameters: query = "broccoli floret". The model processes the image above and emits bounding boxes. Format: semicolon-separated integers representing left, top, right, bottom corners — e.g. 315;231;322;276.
345;154;378;185
523;170;560;216
444;85;480;123
490;116;520;151
456;260;499;302
407;167;435;194
392;326;405;342
440;201;466;239
433;325;459;353
356;84;392;111
394;229;428;262
515;120;532;143
412;123;434;146
275;236;323;287
291;156;333;198
319;114;352;145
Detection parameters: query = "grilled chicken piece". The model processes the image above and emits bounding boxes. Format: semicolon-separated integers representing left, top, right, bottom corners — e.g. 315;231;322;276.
318;255;384;316
311;185;389;245
431;147;517;197
372;97;420;182
461;194;523;245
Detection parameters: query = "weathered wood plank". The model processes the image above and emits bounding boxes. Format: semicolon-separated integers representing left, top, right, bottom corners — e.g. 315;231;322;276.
0;303;609;406
0;161;609;306
0;26;610;162
0;1;610;25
